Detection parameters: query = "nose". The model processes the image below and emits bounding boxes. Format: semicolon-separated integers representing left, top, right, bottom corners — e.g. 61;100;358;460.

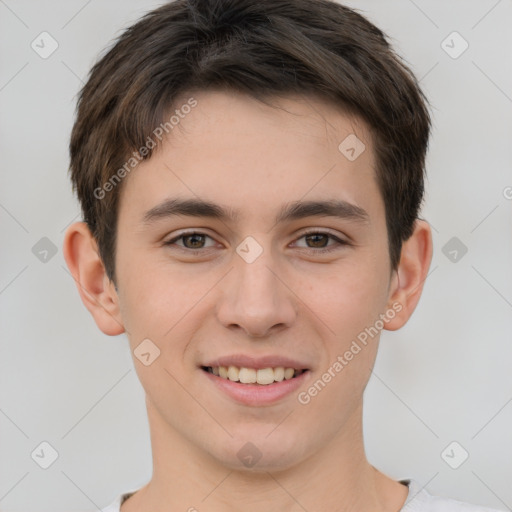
215;246;297;338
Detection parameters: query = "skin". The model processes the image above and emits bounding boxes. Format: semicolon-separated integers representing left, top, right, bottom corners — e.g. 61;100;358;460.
64;89;432;512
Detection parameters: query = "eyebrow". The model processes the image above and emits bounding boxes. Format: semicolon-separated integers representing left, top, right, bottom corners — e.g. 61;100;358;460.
142;197;370;225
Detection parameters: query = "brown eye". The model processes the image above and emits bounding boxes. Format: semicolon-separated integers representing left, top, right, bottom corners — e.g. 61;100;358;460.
164;232;216;251
182;233;206;249
293;230;349;254
304;233;330;248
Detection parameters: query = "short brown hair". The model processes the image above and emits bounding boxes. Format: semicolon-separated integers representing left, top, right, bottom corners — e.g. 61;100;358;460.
68;0;431;284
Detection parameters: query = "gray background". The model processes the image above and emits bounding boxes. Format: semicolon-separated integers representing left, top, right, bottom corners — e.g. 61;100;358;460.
1;0;511;510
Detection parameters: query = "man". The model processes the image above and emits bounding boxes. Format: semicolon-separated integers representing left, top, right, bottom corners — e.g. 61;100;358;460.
63;0;504;510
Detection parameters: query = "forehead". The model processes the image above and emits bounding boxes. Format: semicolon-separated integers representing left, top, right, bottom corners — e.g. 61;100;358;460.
171;89;371;153
118;89;382;225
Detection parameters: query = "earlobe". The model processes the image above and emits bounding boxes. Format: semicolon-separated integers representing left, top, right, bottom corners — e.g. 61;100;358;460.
384;220;433;331
62;222;125;336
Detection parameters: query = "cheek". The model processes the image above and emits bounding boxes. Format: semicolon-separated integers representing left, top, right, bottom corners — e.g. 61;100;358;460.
117;248;220;361
308;258;389;339
116;249;177;343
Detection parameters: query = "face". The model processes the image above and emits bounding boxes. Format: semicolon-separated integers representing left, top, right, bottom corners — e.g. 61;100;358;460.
114;90;397;471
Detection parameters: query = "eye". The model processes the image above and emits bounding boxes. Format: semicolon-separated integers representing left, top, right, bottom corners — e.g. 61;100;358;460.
164;231;217;252
164;229;350;255
293;230;349;253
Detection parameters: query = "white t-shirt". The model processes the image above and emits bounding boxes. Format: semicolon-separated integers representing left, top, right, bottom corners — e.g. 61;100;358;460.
100;478;506;511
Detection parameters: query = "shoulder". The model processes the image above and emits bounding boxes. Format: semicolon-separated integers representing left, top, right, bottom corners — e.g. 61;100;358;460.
401;479;507;512
99;496;120;512
100;490;137;512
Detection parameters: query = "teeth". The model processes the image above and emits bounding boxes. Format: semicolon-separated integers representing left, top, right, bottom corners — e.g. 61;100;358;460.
273;367;285;382
227;365;239;381
207;365;303;385
284;367;295;380
256;368;275;385
239;367;257;384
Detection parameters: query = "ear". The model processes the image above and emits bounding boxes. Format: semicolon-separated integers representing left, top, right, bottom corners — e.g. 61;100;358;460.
62;221;125;336
384;219;433;331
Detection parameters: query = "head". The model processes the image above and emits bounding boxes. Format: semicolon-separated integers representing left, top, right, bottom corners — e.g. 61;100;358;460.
64;0;432;472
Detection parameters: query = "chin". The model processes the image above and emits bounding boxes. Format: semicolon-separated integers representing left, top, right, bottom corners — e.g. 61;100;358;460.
209;429;309;473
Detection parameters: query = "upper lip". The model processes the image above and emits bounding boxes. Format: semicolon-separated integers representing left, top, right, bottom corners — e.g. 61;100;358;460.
202;354;310;370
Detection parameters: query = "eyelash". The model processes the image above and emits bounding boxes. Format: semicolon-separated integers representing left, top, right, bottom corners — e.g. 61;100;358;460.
164;229;349;255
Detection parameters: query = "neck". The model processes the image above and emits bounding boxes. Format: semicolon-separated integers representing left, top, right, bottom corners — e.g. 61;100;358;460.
122;399;408;512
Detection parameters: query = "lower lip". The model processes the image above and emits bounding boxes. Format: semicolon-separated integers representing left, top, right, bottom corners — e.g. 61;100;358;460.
201;369;310;406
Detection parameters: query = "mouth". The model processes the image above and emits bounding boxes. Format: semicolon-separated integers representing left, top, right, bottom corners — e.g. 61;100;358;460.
200;361;311;406
201;365;308;385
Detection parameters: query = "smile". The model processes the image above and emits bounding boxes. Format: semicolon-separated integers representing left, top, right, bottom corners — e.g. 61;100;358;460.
200;364;311;406
202;365;307;385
